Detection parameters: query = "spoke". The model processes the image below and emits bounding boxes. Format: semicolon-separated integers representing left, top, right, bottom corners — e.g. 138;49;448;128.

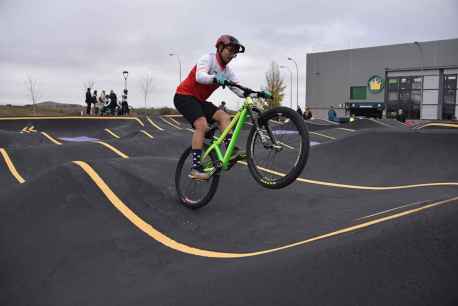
250;114;303;183
277;140;295;150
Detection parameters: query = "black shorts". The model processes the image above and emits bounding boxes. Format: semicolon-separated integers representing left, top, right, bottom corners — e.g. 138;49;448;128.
174;94;218;127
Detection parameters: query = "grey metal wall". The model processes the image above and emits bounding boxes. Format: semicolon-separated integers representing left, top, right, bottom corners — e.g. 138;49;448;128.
306;38;458;112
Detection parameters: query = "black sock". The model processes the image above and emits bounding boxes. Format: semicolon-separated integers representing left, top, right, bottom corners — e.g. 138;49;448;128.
191;149;202;169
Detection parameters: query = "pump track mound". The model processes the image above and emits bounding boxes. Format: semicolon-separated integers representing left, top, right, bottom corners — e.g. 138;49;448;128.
0;116;457;306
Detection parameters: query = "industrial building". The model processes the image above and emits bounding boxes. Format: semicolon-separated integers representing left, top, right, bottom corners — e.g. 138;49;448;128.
306;38;458;120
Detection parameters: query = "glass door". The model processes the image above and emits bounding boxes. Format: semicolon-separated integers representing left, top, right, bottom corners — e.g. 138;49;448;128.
443;74;457;120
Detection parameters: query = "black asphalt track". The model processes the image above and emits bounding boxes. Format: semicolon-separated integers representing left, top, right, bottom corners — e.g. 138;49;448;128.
0;116;457;305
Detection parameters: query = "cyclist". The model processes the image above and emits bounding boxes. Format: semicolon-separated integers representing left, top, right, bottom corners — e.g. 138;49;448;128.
174;35;246;180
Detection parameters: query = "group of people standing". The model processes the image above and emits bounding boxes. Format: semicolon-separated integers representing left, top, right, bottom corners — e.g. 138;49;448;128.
84;88;130;116
296;105;313;120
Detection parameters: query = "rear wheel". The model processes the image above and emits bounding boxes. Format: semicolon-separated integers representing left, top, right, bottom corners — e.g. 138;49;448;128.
175;146;220;209
246;107;309;189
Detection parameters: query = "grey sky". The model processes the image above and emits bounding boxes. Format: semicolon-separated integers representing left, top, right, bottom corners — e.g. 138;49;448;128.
1;0;457;110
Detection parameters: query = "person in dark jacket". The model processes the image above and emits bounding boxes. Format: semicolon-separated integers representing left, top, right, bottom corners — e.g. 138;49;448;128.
109;90;117;116
296;105;303;117
396;108;406;123
121;89;129;116
303;106;312;120
92;90;98;115
85;88;92;115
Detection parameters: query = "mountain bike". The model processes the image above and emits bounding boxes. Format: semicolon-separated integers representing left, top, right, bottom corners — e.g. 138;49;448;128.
175;81;310;209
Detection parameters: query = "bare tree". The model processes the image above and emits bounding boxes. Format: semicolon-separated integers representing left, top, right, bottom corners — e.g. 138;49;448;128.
26;76;40;115
83;80;95;90
139;73;154;114
264;62;286;109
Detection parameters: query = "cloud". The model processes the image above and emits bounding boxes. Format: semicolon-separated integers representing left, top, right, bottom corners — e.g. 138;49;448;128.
1;0;457;110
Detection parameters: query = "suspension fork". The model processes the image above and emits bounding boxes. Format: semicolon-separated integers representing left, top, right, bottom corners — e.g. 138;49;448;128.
247;107;279;148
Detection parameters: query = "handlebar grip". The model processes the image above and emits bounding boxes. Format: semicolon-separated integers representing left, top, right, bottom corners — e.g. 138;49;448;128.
259;91;273;99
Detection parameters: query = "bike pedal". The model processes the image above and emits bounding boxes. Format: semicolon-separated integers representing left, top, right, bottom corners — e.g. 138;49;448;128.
231;153;247;162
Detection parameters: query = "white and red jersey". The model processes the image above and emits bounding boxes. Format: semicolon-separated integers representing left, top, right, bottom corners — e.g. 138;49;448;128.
176;52;244;102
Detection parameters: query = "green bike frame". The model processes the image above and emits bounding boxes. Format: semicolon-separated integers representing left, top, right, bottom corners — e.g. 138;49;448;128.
202;96;255;171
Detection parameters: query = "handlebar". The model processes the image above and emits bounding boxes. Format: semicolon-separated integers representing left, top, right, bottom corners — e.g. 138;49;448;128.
224;80;273;100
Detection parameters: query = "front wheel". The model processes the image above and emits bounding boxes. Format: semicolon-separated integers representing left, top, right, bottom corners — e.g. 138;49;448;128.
175;146;220;209
246;107;309;189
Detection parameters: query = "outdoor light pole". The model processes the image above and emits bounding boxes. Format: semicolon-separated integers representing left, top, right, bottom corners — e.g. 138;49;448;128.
280;65;293;109
122;70;129;90
288;57;299;109
169;53;182;83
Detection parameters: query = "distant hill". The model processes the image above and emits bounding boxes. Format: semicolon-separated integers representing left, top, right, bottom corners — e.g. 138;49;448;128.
0;101;83;116
35;101;82;109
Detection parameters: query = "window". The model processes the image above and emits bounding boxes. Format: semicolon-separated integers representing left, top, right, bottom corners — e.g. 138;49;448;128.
350;86;367;100
399;91;410;102
445;75;457;90
411;90;422;104
389;92;398;101
443;75;457;120
388;78;399;102
386;76;422;119
411;77;423;90
388;78;399;91
400;78;411;90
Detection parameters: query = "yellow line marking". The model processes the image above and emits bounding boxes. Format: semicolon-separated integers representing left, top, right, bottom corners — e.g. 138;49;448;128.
104;128;120;139
310;131;336;140
337;128;355;132
94;141;129;159
160;116;182;130
140;130;154;139
237;161;458;191
0;148;26;184
168;117;181;126
297;177;458;190
417;123;458;129
0;116;144;127
72;160;458;258
146;116;164;131
135;117;145;127
163;114;183;118
40;132;62;145
186;128;194;133
20;125;37;133
355;200;430;221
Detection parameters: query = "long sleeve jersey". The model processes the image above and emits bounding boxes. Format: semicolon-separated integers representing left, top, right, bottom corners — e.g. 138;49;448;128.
176;53;244;102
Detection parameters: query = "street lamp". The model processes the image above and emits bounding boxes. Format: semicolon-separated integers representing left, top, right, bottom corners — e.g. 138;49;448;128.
280;65;293;109
288;57;299;109
169;53;182;83
122;70;128;90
